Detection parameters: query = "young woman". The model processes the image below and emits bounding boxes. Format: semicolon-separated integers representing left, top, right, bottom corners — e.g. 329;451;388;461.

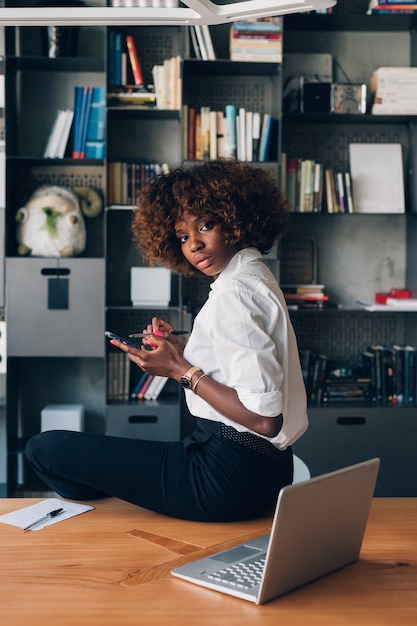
25;160;308;522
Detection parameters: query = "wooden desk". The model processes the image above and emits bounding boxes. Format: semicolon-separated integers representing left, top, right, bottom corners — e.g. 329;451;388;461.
0;497;416;625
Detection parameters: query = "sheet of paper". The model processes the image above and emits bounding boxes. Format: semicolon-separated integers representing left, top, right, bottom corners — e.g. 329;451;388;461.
0;497;94;531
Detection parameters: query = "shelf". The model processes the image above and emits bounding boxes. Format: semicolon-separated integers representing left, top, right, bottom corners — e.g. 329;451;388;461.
284;13;417;32
6;156;105;165
107;107;180;120
283;113;417;124
6;55;105;73
183;58;280;77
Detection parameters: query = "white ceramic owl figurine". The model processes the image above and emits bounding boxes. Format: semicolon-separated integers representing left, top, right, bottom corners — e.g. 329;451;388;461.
16;186;87;257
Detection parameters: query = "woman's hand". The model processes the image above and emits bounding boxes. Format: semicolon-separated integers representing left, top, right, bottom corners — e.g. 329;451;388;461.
110;316;188;380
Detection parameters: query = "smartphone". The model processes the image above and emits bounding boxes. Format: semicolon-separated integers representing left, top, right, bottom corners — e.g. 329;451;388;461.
104;331;142;350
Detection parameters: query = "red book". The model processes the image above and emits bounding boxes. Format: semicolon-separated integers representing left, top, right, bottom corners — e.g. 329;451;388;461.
137;374;154;400
126;35;144;87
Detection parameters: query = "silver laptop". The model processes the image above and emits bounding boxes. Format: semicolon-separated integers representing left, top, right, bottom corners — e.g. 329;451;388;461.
171;458;380;604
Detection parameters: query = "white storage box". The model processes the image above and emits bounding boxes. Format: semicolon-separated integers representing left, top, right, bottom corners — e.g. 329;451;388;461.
130;267;171;306
41;404;84;432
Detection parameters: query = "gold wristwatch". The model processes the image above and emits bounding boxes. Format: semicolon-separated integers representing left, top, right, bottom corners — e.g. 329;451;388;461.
179;366;200;389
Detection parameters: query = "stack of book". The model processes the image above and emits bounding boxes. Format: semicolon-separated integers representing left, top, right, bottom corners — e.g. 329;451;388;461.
229;18;283;62
107;352;169;402
371;67;417;114
282;156;354;214
362;344;416;406
322;365;373;404
130;373;169;401
299;350;328;406
183;104;277;162
107;85;157;108
368;0;417;13
152;55;182;110
107;160;168;206
281;284;329;310
189;25;216;60
299;343;417;407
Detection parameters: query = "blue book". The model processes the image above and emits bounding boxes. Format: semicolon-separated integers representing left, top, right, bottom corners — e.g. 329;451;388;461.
86;86;106;142
72;85;84;158
114;32;122;86
79;86;93;159
258;114;278;162
130;370;149;400
85;141;105;159
224;104;237;159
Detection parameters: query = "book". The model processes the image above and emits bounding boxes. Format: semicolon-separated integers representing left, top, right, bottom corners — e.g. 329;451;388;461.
201;25;216;60
54;109;74;159
209;110;218;160
245;110;253;162
144;375;169;400
349;143;405;214
230;18;283;62
188;107;196;159
258;113;275;162
189;25;202;59
108;30;123;86
137;374;154;399
193;25;208;61
224;104;237;159
126;35;144;86
85;141;105;159
252;111;261;161
285;157;298;211
200;106;210;160
216;111;227;158
86;86;106;142
44;109;70;159
130;371;149;400
78;86;93;159
366;345;385;404
237;107;246;161
393;344;416;405
72;85;90;159
309;354;328;406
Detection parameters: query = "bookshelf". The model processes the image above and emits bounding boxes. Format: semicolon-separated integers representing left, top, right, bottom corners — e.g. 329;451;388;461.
283;1;417;495
3;3;417;497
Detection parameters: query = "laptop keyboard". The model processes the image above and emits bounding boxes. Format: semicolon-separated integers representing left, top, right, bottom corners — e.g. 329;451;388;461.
207;556;266;590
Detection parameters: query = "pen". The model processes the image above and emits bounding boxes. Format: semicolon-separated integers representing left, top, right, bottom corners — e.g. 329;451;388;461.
22;508;64;532
128;330;189;338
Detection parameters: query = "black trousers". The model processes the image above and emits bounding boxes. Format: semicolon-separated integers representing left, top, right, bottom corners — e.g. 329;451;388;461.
25;418;293;522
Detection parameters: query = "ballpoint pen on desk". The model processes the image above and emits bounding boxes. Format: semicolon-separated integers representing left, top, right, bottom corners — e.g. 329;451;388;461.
22;508;64;532
128;331;189;338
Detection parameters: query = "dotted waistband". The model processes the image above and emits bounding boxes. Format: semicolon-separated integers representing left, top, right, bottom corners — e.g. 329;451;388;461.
220;423;282;462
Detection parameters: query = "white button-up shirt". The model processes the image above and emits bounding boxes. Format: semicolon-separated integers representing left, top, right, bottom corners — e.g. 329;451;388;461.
183;247;308;450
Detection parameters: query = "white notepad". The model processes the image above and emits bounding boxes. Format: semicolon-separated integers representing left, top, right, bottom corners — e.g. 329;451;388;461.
349;143;405;213
0;498;94;531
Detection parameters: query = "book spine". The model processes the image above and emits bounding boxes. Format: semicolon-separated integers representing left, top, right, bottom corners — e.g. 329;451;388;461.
137;374;154;399
224;104;237;159
188;107;196;160
126;35;144;86
252;111;261;161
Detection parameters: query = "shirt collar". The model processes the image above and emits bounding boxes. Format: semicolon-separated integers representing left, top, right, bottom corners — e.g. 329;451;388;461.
210;247;262;291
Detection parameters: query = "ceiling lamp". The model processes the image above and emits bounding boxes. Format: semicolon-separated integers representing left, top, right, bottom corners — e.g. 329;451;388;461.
0;0;336;26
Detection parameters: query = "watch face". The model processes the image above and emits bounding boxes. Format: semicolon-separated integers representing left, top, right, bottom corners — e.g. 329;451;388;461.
180;377;192;389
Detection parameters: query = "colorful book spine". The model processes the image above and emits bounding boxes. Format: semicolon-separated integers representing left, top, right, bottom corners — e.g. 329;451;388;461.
126;35;144;86
86;86;106;142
